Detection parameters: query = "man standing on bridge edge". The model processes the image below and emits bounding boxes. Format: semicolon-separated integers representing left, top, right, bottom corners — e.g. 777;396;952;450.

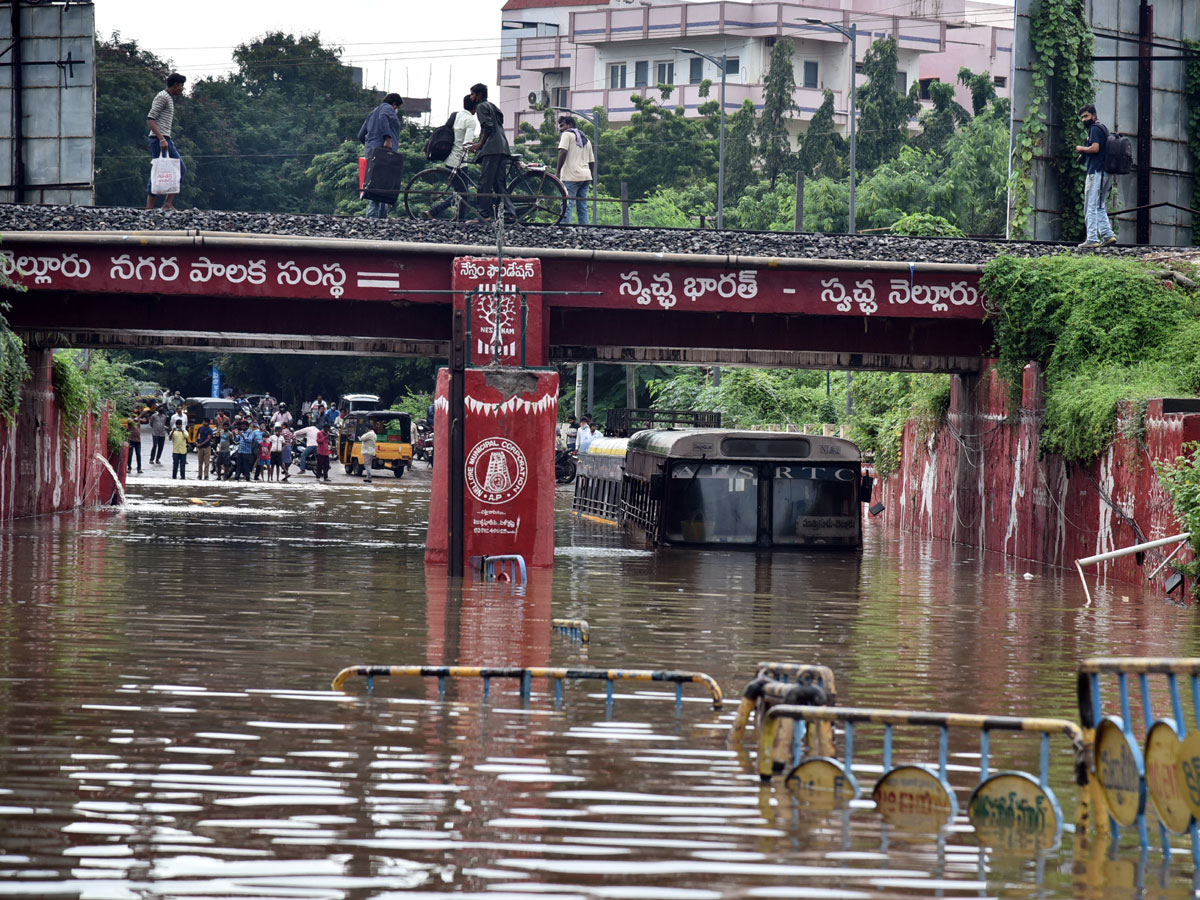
146;73;187;210
468;83;517;224
1075;104;1117;250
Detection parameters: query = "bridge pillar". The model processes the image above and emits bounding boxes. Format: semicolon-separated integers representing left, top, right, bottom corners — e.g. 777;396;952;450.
424;258;558;569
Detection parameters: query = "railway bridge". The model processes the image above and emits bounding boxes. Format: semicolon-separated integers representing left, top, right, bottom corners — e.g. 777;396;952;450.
0;208;1004;373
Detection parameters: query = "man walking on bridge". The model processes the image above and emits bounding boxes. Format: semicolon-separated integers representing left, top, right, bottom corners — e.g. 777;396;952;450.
1075;104;1117;250
358;93;404;218
146;73;187;210
468;83;517;224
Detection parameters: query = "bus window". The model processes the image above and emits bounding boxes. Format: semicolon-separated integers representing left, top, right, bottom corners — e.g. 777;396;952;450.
665;463;758;544
771;465;859;545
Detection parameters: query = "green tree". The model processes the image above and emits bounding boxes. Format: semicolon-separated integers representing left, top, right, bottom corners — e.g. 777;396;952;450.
514;109;562;166
797;89;845;179
941;104;1010;235
957;67;997;116
854;37;919;172
723;99;758;202
596;94;716;200
915;80;970;158
758;38;798;188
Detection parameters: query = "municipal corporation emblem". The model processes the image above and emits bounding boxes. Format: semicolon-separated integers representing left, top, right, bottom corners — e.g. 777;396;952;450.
465;437;529;504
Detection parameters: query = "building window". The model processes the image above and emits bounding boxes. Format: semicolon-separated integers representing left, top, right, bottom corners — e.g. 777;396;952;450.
993;75;1007;88
724;56;739;77
855;62;864;75
634;60;649;87
689;56;704;84
551;86;569;108
609;63;627;89
802;60;818;90
895;71;907;94
656;60;674;85
918;77;937;100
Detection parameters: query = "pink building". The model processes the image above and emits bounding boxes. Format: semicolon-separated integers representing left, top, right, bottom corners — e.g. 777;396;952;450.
498;0;1013;145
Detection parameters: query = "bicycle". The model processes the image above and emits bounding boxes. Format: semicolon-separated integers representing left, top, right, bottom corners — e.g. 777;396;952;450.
404;156;567;225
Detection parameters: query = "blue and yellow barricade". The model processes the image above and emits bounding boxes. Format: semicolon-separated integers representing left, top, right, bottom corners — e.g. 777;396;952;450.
551;618;590;643
479;554;527;584
1078;657;1200;862
731;663;837;770
762;704;1085;849
331;664;722;711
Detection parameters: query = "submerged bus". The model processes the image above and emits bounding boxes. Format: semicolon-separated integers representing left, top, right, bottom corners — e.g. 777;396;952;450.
572;429;871;549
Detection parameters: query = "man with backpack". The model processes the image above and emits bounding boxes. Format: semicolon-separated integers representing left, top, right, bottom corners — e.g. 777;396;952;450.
1075;104;1118;249
423;95;479;220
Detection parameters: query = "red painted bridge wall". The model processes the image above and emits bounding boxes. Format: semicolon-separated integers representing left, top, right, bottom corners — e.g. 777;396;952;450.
0;351;125;521
877;363;1199;590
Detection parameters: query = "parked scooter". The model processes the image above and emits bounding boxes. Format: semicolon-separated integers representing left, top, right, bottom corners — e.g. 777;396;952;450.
414;421;434;466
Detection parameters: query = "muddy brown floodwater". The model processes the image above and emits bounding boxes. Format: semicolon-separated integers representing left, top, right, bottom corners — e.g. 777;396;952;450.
1;464;1199;899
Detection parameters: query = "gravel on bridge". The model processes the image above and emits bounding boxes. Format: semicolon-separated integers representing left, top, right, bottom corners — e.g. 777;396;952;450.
0;203;1166;267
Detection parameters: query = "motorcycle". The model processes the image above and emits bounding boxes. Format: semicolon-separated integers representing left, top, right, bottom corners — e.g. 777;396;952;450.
555;448;577;484
414;421;434;466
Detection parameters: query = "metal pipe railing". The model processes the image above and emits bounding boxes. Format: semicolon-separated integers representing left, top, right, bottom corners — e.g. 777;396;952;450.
1074;532;1190;604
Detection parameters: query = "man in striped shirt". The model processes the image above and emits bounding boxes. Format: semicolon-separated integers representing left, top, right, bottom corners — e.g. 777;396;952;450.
146;72;186;209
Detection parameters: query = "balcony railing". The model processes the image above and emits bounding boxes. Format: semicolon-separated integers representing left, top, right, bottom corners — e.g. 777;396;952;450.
567;83;846;124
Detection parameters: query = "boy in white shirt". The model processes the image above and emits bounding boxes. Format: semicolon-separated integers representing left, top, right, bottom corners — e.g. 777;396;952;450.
556;115;595;225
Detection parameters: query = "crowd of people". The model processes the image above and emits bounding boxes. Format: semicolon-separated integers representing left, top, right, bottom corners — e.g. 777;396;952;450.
128;393;348;482
556;413;600;453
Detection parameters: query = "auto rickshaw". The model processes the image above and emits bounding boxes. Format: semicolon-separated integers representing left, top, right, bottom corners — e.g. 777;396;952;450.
338;393;381;419
337;410;412;477
183;398;244;450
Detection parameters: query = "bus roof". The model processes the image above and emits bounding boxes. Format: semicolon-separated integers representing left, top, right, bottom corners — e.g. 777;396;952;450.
626;428;860;462
581;436;629;457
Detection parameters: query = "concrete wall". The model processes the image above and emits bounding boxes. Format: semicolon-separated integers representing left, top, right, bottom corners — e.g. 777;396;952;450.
0;349;124;521
878;363;1199;591
0;1;95;206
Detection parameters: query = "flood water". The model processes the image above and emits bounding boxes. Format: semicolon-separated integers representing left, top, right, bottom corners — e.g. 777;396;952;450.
2;461;1199;899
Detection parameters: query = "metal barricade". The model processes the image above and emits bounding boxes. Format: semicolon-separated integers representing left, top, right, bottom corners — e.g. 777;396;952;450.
1078;657;1200;862
762;704;1085;848
551;618;590;643
480;554;527;584
731;663;838;766
331;664;723;710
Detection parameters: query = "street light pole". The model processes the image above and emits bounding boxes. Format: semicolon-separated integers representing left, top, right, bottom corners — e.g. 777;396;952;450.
673;47;726;230
803;19;857;233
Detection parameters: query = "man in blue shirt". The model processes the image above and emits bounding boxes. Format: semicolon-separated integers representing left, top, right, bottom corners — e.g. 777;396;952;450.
358;93;403;219
235;424;256;481
1075;104;1117;249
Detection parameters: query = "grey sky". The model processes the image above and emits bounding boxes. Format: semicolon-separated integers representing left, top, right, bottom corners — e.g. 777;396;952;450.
96;0;505;121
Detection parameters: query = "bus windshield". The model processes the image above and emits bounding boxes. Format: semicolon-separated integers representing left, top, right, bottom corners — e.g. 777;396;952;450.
771;465;858;545
665;462;758;544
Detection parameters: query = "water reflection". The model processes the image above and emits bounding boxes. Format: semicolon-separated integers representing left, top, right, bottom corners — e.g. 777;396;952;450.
0;482;1197;898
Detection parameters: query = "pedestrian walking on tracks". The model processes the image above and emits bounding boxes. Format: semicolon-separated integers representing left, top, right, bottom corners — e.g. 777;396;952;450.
359;93;404;219
468;83;517;223
556;115;594;225
1075;104;1118;250
146;73;187;210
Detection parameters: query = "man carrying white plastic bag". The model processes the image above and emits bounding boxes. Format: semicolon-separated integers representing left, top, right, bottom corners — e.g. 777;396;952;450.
146;73;187;209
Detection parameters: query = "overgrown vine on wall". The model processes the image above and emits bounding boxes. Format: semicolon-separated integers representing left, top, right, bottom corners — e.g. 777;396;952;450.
1009;0;1094;240
0;313;31;426
1185;40;1200;245
51;351;91;442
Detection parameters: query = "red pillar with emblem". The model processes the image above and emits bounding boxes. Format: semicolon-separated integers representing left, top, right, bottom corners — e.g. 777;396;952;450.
425;257;558;569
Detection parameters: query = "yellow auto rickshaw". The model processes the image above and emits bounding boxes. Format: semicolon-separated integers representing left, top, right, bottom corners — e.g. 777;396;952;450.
184;398;243;450
338;410;412;477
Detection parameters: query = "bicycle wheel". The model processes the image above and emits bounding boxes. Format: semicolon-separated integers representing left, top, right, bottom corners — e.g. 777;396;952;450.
507;169;567;225
405;167;462;220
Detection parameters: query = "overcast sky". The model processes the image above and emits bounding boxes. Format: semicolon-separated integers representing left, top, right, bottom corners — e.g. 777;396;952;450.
96;0;506;121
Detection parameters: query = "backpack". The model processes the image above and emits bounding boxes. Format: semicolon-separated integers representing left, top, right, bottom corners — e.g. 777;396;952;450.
425;112;457;162
1099;124;1133;175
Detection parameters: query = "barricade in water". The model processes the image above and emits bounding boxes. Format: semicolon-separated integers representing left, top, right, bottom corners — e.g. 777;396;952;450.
1078;657;1200;863
330;664;723;711
731;663;838;766
551;618;590;643
762;703;1085;849
479;554;527;584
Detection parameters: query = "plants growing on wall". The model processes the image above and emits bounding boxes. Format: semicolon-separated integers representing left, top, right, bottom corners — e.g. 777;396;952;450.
0;314;30;426
982;253;1200;461
1009;0;1094;240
